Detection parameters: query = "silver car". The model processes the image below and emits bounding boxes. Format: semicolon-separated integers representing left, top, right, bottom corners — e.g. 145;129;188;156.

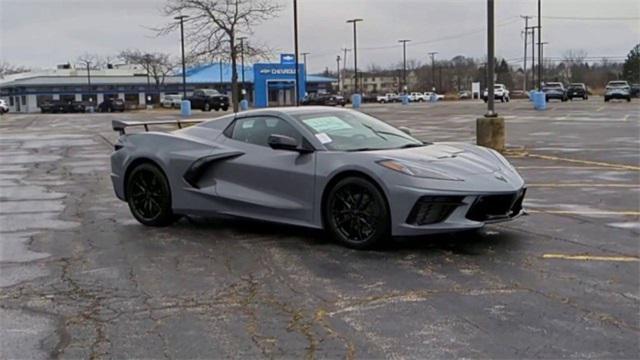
161;94;183;108
110;107;526;249
604;80;631;102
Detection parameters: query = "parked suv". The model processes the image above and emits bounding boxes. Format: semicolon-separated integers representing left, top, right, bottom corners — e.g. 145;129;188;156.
604;80;632;102
482;84;510;102
567;83;588;100
187;89;230;111
542;82;568;102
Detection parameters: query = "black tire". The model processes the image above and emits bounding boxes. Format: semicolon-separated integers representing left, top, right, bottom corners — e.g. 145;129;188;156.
627;97;631;102
221;105;229;111
584;96;588;100
604;97;609;102
126;163;176;227
203;102;211;112
213;106;220;112
324;177;390;249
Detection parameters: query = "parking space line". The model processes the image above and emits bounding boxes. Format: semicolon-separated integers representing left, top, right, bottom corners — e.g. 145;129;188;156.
528;209;640;216
542;254;639;262
524;153;640;171
596;106;605;112
527;183;638;188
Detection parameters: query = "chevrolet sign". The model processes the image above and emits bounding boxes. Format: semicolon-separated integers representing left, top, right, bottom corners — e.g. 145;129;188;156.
259;68;297;75
280;53;296;64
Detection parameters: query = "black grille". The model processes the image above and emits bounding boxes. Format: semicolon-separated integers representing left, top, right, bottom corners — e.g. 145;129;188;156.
406;196;464;225
466;189;526;222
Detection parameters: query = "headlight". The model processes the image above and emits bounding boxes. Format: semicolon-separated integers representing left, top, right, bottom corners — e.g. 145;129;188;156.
377;159;462;181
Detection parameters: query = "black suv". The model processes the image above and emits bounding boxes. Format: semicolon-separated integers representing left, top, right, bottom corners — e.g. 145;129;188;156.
567;83;588;100
302;94;347;107
98;98;125;112
187;89;230;112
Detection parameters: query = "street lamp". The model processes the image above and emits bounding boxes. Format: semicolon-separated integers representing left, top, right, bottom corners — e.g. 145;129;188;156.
346;18;363;94
398;40;410;92
538;41;549;84
336;55;341;94
428;51;438;91
174;15;189;99
238;36;248;99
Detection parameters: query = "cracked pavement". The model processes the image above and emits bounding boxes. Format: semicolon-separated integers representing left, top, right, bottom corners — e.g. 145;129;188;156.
0;98;638;359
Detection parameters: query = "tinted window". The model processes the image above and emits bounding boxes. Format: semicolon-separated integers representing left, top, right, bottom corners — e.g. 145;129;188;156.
203;89;220;96
230;116;301;147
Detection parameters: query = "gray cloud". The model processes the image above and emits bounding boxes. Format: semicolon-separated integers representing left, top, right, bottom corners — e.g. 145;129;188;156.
1;0;638;72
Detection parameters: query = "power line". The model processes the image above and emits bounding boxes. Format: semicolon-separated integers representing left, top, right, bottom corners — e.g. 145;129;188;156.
542;16;640;21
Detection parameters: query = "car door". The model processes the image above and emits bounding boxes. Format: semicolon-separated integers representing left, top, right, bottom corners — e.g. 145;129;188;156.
190;90;203;109
213;115;317;224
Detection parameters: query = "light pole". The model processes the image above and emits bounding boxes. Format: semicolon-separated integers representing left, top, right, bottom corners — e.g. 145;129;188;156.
174;15;189;99
537;0;542;90
538;42;548;84
293;0;300;106
219;59;223;91
301;52;310;80
398;39;410;93
336;55;341;94
530;26;536;87
346;18;363;94
428;51;438;91
238;36;247;99
486;0;496;116
521;15;531;91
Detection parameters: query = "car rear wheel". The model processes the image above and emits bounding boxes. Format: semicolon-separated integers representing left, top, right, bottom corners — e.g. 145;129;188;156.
324;177;390;249
126;163;176;227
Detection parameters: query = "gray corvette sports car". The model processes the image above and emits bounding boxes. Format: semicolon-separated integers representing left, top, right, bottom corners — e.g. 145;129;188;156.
111;107;526;249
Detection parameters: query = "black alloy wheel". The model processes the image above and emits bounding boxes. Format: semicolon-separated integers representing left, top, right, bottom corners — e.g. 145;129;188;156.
126;163;176;226
325;177;390;249
203;102;211;112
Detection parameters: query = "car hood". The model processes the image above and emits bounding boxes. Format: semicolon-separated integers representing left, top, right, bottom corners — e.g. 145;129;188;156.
371;142;502;176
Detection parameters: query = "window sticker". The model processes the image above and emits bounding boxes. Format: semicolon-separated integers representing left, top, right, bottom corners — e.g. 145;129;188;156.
302;116;352;133
315;132;332;144
241;119;255;128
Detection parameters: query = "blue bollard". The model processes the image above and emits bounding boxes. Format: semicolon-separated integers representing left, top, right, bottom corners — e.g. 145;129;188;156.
401;94;409;105
351;94;362;109
180;100;191;117
430;94;437;102
532;91;546;110
240;99;249;111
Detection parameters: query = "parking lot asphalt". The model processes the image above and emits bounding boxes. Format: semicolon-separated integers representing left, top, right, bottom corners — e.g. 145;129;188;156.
1;98;639;359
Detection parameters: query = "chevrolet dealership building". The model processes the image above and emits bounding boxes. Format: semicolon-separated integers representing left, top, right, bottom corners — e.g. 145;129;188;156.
0;61;336;113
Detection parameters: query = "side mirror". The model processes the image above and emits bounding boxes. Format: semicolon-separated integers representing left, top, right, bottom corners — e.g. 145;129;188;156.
398;126;412;135
268;134;303;152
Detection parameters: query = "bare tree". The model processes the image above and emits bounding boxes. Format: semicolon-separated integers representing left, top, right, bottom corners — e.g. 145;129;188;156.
158;0;283;112
0;62;31;78
119;50;176;90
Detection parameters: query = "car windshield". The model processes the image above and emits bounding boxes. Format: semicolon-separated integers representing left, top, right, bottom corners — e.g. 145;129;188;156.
202;89;220;96
294;110;425;151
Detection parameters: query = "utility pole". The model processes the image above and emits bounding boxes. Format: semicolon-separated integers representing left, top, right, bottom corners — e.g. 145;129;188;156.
238;36;247;99
346;18;363;94
428;51;438;91
336;55;341;94
301;52;310;79
293;0;300;106
530;26;536;88
174;15;189;99
219;59;223;91
537;0;542;90
521;15;531;91
398;40;410;93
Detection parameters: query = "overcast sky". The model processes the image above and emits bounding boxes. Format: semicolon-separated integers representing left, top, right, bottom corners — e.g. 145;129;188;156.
1;0;639;73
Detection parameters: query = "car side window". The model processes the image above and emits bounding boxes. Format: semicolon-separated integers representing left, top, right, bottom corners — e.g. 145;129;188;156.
230;116;301;147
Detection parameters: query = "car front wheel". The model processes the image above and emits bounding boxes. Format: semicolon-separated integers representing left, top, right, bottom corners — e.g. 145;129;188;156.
203;102;211;111
126;163;176;227
324;177;390;249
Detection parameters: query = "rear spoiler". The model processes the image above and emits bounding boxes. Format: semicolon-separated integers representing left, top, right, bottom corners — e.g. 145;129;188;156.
112;119;205;135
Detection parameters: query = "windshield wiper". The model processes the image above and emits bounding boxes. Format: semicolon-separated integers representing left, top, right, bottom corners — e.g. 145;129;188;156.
362;124;388;140
345;147;383;152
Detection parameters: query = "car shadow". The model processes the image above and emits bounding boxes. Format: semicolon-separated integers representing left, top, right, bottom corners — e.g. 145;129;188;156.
172;215;517;257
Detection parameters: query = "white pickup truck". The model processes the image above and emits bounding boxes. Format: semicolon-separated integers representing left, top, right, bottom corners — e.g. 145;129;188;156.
376;93;401;103
424;92;445;101
408;92;428;102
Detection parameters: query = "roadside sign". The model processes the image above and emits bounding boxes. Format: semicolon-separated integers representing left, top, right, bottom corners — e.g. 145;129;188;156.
280;54;296;64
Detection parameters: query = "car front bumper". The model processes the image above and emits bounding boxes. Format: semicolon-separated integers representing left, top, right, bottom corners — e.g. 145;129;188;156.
388;184;526;237
605;92;630;99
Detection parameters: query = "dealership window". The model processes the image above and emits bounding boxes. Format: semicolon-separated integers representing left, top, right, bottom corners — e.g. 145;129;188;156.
9;97;14;106
37;95;53;107
61;95;75;102
81;94;96;104
21;96;26;105
124;93;139;106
